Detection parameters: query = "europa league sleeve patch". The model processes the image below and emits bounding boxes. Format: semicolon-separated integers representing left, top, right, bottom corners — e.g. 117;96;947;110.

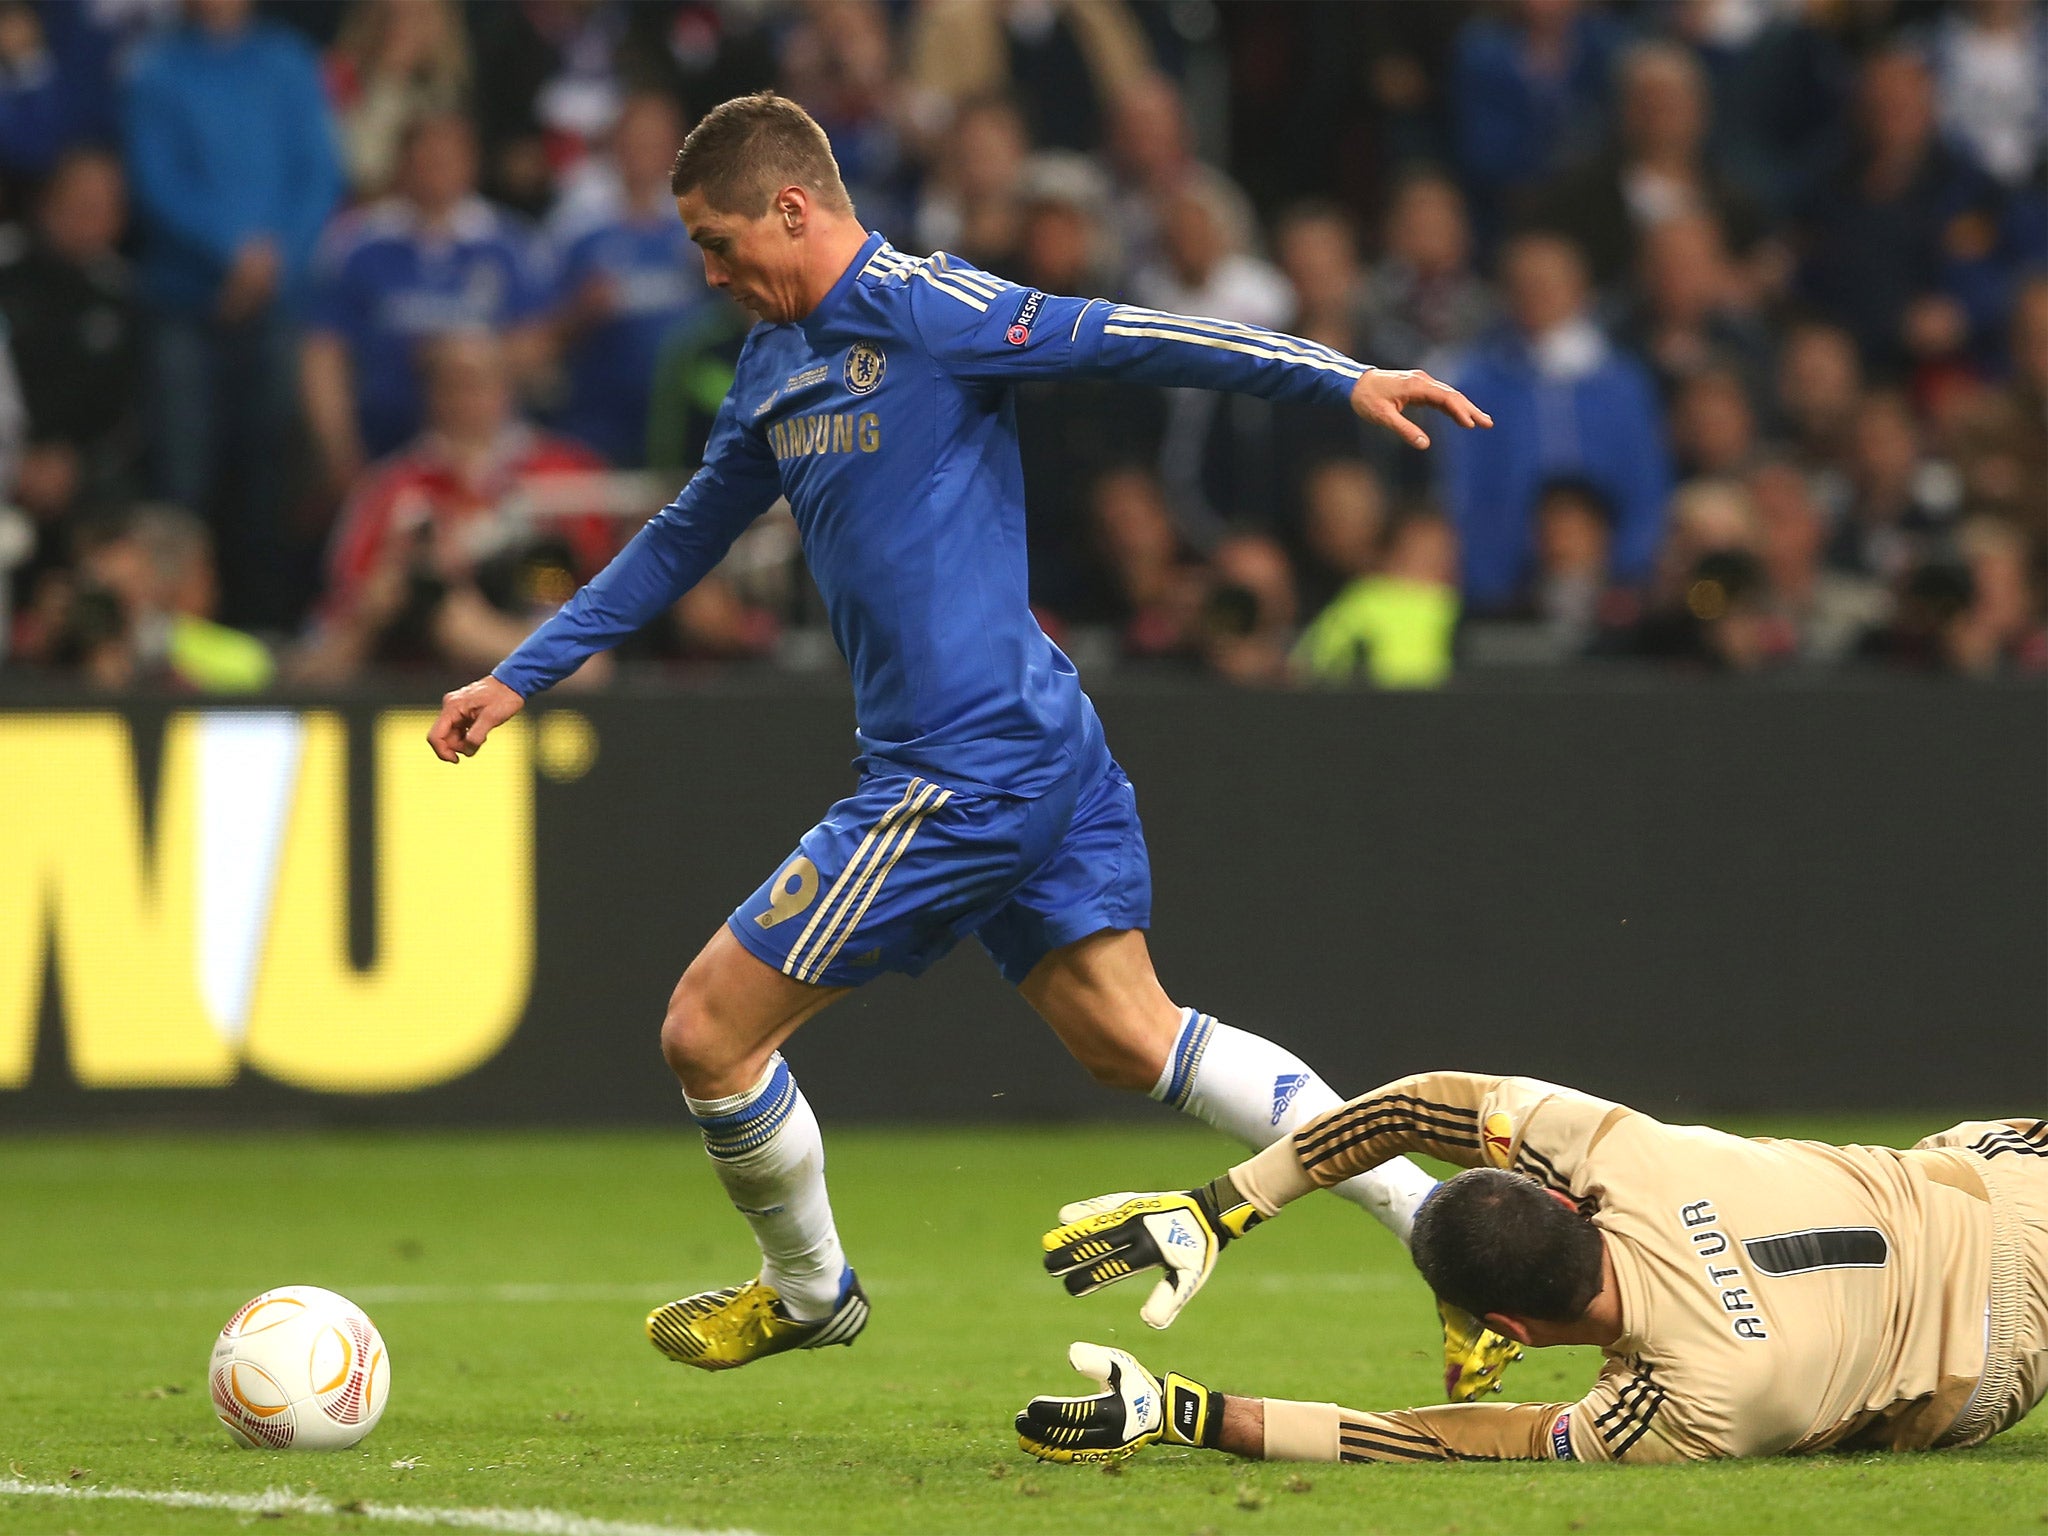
1006;289;1045;345
1482;1111;1515;1167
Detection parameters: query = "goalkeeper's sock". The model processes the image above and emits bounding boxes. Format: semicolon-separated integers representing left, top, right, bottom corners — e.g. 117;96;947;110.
685;1053;847;1322
1150;1009;1438;1244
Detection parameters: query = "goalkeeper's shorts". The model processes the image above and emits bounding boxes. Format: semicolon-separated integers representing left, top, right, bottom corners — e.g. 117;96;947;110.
726;752;1150;989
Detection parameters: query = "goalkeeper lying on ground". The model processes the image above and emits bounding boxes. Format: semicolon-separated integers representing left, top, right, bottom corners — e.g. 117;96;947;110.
1019;1072;2047;1464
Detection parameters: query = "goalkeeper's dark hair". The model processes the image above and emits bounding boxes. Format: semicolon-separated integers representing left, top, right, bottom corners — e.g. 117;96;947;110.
1409;1168;1605;1324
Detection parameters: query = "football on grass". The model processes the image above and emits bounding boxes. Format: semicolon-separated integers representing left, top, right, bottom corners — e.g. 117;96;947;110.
208;1285;390;1450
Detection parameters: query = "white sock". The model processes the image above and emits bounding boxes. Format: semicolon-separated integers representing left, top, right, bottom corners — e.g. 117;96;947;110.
684;1053;847;1321
1151;1009;1438;1243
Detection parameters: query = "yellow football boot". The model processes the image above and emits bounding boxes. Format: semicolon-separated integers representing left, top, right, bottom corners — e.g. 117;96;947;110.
646;1272;868;1371
1439;1298;1524;1401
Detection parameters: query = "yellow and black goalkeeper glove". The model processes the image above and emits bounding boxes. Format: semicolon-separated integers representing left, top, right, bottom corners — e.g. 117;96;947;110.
1016;1342;1221;1464
1040;1173;1264;1328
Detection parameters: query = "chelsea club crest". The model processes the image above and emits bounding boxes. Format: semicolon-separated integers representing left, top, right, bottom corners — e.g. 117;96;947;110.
844;341;886;395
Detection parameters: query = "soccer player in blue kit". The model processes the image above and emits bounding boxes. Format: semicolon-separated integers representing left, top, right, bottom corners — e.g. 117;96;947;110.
428;95;1511;1395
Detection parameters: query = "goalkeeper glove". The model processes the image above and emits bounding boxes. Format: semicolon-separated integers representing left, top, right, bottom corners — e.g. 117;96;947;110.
1040;1173;1264;1328
1015;1341;1221;1464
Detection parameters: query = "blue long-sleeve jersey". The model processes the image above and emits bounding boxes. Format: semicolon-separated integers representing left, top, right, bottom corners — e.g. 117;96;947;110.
122;20;341;316
495;233;1371;795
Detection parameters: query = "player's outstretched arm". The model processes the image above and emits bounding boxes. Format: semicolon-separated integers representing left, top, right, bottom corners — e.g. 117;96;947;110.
912;267;1489;448
1040;1073;1516;1327
426;388;780;756
1043;1073;1626;1327
1016;1345;1591;1464
1263;1070;1626;1199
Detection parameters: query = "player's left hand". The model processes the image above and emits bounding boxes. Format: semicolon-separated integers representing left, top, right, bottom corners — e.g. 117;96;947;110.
1041;1181;1262;1329
1349;368;1492;451
1015;1342;1218;1463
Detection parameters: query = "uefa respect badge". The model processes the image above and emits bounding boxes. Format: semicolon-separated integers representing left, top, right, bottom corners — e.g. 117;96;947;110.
1006;289;1045;345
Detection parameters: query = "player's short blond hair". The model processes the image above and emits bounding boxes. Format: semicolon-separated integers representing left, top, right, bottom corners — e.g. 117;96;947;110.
669;92;852;217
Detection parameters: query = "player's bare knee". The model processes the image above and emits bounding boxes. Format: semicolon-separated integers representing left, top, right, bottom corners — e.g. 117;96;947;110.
659;977;737;1089
656;1000;702;1082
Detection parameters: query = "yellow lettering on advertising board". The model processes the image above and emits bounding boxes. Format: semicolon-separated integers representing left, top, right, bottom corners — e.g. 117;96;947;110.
0;714;231;1087
242;712;532;1091
0;710;536;1094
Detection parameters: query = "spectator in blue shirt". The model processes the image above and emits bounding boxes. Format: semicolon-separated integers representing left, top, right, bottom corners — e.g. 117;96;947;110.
1450;0;1621;240
301;110;549;497
547;92;705;468
122;0;342;629
1438;231;1671;612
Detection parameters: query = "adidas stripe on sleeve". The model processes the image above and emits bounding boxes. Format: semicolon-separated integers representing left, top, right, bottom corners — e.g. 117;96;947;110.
1227;1071;1633;1213
906;250;1370;407
1913;1119;2048;1162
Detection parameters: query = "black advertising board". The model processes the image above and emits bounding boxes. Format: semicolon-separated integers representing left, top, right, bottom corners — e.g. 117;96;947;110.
1;681;2041;1126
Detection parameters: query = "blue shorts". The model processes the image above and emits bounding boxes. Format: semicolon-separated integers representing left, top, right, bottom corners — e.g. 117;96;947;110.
727;758;1151;988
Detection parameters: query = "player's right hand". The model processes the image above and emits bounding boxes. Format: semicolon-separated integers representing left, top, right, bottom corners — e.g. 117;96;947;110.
1015;1342;1218;1463
428;674;525;762
1040;1178;1262;1329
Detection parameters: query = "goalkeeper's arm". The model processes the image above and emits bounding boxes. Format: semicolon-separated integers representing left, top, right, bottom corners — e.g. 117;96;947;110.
1227;1396;1589;1462
1017;1347;1600;1464
1043;1071;1631;1328
1040;1072;1518;1322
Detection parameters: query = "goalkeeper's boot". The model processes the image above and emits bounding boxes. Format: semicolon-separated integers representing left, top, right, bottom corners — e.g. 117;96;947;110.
645;1270;868;1372
1439;1298;1523;1401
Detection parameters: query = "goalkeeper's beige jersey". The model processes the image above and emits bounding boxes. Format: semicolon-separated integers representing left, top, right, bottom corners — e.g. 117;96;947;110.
1228;1073;2048;1464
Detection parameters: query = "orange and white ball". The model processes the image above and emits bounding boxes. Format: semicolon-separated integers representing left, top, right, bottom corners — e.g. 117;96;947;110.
209;1286;390;1450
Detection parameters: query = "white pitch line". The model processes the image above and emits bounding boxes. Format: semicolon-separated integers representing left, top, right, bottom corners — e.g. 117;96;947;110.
0;1478;757;1536
0;1282;678;1312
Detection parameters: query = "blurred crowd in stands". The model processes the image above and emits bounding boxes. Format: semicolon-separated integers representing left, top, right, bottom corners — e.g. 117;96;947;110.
0;0;2041;692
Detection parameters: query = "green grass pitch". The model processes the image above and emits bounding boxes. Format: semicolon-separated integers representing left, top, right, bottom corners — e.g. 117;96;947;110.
2;1118;2042;1535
